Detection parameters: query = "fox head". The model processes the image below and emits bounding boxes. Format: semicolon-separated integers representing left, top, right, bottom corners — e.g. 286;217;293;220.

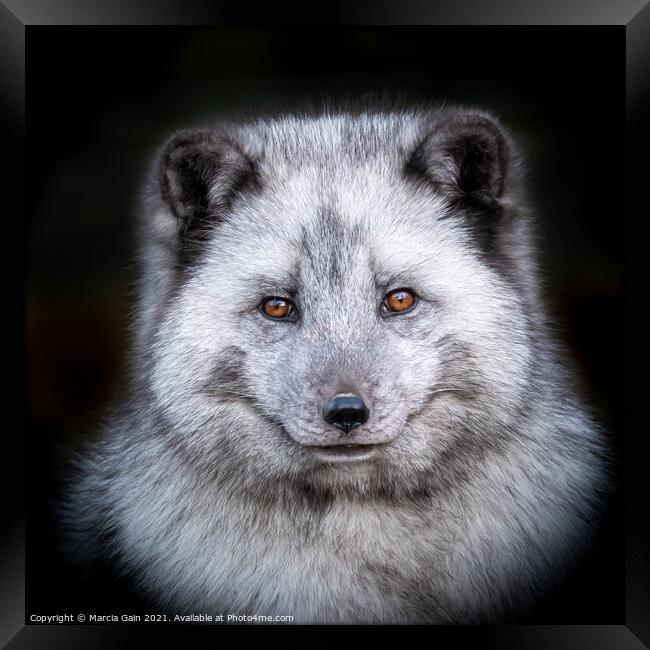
135;108;543;497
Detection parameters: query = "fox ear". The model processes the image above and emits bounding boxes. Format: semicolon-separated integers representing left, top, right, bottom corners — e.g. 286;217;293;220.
160;129;258;244
407;112;512;209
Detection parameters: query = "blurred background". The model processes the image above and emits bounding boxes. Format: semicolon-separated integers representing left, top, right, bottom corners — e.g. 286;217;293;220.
27;27;624;621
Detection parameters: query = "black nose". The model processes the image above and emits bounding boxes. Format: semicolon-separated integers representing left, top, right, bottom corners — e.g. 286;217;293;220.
322;393;369;434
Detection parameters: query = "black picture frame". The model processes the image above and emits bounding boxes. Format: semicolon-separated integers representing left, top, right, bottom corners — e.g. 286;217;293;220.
4;1;648;647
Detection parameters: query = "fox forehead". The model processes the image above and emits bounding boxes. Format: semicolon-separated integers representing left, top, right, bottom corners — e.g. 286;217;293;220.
204;165;456;280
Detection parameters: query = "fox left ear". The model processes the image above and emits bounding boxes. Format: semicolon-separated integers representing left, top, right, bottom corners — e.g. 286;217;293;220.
159;128;259;256
406;111;514;210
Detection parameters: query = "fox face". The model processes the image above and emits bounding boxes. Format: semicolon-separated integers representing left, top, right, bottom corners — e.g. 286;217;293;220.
141;109;539;497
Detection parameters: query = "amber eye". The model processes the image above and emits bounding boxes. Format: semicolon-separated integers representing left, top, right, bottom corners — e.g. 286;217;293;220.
384;288;416;314
261;297;295;320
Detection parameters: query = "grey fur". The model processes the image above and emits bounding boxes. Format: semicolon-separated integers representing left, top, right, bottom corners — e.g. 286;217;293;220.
60;106;610;624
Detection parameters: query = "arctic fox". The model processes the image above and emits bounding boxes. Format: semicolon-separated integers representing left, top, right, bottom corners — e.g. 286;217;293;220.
62;106;609;623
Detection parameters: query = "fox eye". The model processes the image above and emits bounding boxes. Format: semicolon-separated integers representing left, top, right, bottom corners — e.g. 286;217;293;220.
383;288;417;314
260;297;296;321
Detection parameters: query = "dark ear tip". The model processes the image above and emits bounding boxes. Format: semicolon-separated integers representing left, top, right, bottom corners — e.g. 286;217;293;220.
444;111;510;155
161;128;218;165
441;108;503;130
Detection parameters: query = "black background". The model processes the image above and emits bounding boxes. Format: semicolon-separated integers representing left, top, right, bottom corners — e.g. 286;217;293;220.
26;26;625;623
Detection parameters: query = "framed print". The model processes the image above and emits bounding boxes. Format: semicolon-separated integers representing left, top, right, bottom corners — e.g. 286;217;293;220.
3;1;648;646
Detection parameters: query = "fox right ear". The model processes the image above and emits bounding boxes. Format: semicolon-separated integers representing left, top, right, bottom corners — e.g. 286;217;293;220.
406;111;513;212
160;129;259;247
